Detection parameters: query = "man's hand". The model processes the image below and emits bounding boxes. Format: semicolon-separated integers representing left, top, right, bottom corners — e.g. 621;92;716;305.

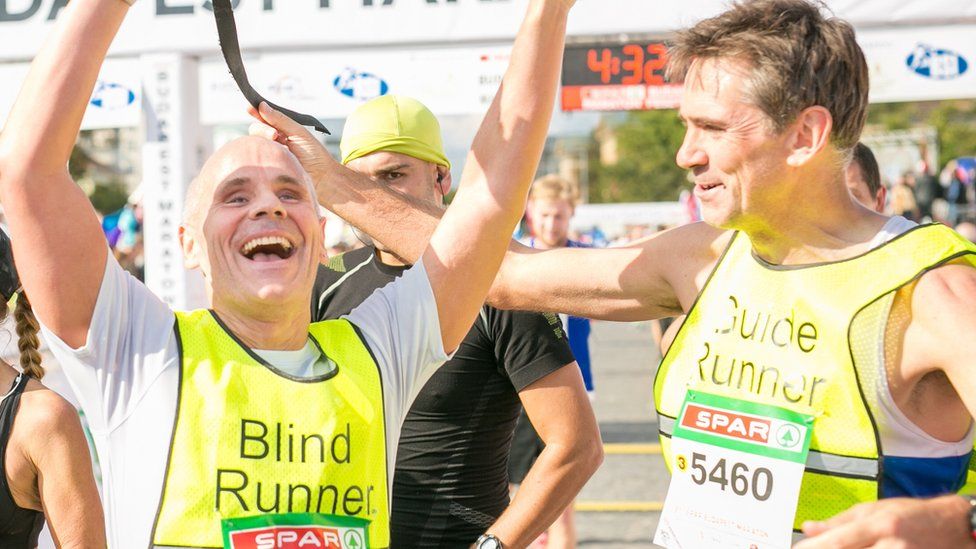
248;102;338;183
793;495;975;548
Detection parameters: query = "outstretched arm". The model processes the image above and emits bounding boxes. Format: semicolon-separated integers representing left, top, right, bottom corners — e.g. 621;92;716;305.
0;0;129;347
419;0;573;350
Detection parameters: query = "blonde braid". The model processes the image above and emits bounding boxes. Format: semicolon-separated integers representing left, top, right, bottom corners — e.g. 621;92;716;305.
14;292;43;379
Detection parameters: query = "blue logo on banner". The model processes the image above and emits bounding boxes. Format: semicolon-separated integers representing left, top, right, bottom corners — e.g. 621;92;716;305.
90;81;136;109
906;44;969;80
333;69;389;101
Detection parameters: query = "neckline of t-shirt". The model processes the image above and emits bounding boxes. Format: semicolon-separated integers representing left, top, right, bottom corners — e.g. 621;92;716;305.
368;247;411;276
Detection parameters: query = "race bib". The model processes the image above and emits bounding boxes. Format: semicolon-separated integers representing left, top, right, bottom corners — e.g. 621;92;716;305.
222;513;369;549
654;391;813;549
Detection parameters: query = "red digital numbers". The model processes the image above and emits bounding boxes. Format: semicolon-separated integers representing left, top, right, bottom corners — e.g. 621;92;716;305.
644;43;668;85
587;48;618;84
586;43;669;85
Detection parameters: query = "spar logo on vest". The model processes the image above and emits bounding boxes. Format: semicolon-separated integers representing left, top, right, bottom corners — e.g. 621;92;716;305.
228;525;365;549
680;402;806;453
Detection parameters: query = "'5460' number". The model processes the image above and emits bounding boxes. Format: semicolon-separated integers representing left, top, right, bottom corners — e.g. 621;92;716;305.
688;452;773;501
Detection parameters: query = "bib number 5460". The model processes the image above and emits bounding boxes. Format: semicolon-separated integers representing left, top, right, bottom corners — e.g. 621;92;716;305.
689;452;773;501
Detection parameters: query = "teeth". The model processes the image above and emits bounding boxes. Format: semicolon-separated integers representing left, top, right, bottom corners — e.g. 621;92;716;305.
241;236;294;255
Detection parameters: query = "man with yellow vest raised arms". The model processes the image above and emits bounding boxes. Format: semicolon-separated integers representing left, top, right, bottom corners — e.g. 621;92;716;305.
347;0;976;546
0;0;574;547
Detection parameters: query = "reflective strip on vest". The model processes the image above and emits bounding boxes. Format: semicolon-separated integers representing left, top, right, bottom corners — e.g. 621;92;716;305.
150;310;390;548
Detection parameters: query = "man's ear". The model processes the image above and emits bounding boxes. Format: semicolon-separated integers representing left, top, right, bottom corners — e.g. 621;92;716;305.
435;165;452;198
179;224;201;270
786;106;833;167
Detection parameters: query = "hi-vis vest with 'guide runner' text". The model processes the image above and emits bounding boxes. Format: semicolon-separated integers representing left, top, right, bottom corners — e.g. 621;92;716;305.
150;310;390;548
654;224;976;531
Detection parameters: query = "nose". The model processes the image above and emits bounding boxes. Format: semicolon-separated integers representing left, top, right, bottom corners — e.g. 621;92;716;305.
250;189;286;219
676;127;707;170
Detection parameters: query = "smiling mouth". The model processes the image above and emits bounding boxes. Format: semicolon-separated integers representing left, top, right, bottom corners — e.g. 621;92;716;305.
698;182;722;191
240;236;296;261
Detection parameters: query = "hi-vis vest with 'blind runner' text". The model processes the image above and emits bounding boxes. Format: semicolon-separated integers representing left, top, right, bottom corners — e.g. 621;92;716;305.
150;310;390;548
654;224;976;531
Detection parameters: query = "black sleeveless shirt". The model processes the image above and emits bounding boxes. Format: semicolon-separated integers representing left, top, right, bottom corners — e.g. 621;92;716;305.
0;374;45;548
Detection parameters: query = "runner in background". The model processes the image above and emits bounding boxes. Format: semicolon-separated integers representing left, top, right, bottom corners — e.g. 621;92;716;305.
847;142;886;213
0;232;104;548
312;97;601;549
509;174;594;549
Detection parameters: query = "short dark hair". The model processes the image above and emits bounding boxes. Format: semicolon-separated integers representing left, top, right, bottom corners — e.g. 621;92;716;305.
668;0;869;152
851;142;881;197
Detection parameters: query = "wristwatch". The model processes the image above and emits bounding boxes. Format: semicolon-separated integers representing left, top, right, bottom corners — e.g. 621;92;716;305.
968;496;976;541
475;534;504;549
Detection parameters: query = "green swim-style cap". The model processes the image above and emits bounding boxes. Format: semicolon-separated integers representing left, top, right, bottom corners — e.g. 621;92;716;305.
340;95;451;169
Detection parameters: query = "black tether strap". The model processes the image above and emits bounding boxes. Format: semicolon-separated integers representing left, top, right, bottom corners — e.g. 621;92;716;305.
212;0;330;134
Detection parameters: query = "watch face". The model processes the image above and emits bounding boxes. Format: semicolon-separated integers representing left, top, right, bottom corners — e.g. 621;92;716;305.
478;536;502;549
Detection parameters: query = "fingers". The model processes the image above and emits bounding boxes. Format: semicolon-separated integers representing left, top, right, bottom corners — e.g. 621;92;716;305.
247;121;281;142
258;102;308;137
793;521;880;549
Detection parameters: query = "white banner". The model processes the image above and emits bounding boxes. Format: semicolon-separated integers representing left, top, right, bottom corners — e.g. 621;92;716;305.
862;24;976;103
198;45;510;124
0;57;141;130
4;1;976;62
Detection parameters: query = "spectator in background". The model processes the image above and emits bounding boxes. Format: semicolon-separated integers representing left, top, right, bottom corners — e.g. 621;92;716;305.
890;172;920;221
913;161;942;221
846;142;886;213
946;162;973;226
512;174;595;549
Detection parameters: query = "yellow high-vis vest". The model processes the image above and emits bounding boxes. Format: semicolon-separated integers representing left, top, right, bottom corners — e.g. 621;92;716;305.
150;310;390;548
654;224;976;531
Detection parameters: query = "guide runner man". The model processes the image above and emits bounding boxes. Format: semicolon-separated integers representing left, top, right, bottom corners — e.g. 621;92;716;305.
342;1;976;546
0;0;574;547
311;96;601;548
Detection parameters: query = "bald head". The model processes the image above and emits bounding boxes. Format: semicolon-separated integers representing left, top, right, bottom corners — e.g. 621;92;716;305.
183;136;314;227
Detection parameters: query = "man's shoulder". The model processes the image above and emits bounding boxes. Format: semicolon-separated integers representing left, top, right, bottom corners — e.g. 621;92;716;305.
317;247;375;281
482;304;561;335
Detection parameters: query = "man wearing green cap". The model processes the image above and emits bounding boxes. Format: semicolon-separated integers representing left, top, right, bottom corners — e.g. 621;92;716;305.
0;0;576;547
311;95;602;548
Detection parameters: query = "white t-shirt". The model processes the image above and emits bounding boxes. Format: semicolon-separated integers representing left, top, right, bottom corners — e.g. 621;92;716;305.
39;255;448;549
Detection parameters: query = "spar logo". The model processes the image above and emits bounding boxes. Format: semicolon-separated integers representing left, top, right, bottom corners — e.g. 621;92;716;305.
228;526;365;549
906;43;969;80
681;404;771;444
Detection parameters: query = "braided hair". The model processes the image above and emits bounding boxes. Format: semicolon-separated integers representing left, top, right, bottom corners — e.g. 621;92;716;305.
13;293;43;380
0;229;42;378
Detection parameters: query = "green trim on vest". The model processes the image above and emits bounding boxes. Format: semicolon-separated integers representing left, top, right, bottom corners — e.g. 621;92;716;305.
150;310;390;548
654;223;976;530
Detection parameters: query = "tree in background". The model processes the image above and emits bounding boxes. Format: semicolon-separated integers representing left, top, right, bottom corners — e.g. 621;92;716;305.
588;109;688;203
868;100;976;166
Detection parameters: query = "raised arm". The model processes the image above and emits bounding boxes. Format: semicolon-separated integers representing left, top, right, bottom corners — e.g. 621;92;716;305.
0;0;129;347
418;0;573;350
